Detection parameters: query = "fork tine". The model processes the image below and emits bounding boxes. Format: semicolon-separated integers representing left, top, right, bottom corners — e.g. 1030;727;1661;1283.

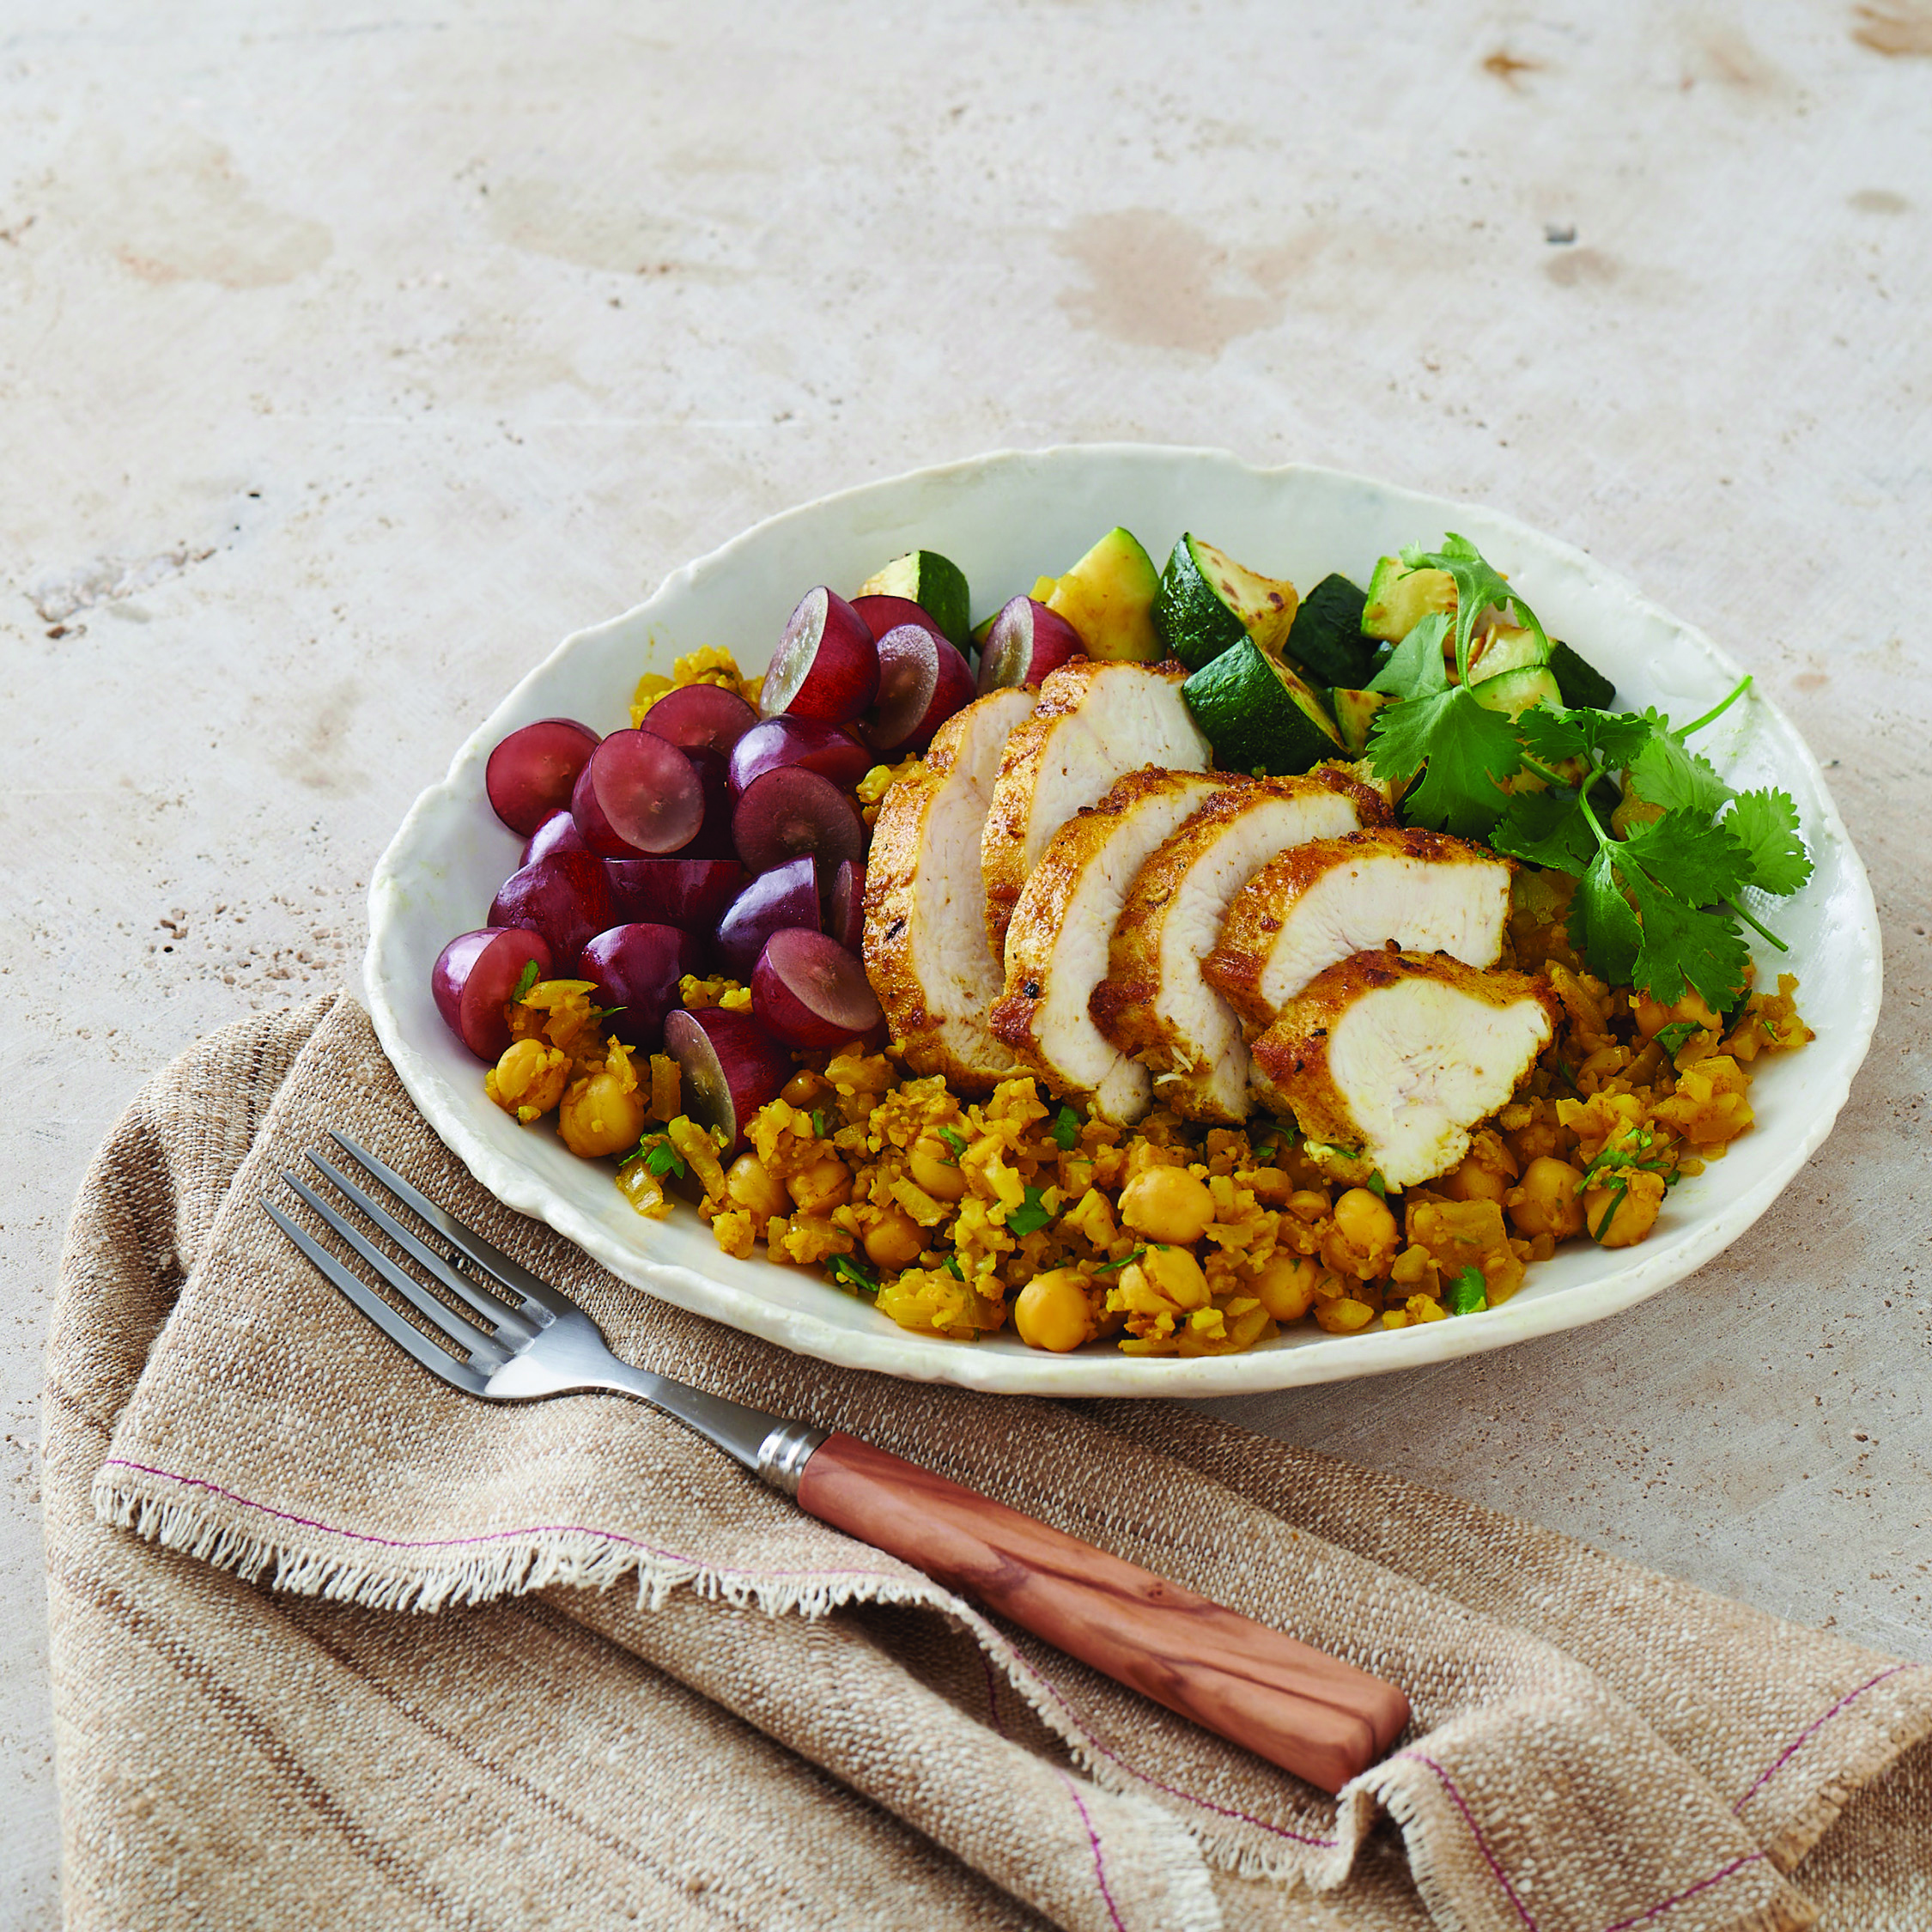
280;1174;513;1373
328;1132;577;1321
262;1200;495;1397
306;1150;536;1341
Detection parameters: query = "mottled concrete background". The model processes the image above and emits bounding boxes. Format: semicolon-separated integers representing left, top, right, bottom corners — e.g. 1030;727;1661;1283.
3;2;1929;1922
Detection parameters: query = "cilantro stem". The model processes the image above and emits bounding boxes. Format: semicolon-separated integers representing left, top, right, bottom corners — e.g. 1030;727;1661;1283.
1519;750;1573;790
1726;897;1789;952
1679;676;1751;740
1575;766;1613;845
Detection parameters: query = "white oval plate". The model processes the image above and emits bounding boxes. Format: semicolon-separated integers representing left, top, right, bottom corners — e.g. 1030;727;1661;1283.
366;446;1880;1397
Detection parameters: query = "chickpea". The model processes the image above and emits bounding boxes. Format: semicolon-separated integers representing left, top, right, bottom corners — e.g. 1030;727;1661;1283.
1246;1164;1292;1206
1250;1255;1324;1322
1632;987;1719;1042
486;1037;570;1120
1437;1154;1510;1205
781;1069;830;1109
1313;1297;1376;1334
1286;1188;1332;1224
861;1207;925;1272
908;1135;969;1200
787;1156;853;1216
1583;1171;1664;1249
556;1072;647;1158
1326;1188;1399;1279
725;1153;789;1221
1013;1269;1097;1352
1504;1118;1570;1169
1504;1157;1587;1240
1118;1166;1216;1245
1138;1244;1211;1310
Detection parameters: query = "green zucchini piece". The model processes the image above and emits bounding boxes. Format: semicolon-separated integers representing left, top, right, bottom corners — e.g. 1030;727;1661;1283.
1153;534;1298;671
1283;573;1375;687
1549;640;1616;709
1330;688;1391;758
1468;623;1555;683
1469;665;1562;720
857;550;971;648
1361;556;1455;644
1043;528;1162;661
1182;641;1343;775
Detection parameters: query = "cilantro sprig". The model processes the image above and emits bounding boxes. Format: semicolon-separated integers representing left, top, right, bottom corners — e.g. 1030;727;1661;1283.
1006;1186;1054;1236
1445;1267;1487;1315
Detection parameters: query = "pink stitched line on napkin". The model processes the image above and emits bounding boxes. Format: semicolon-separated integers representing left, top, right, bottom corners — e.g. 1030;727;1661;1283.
1731;1662;1917;1810
1598;1853;1767;1932
1053;1768;1127;1932
1398;1752;1537;1928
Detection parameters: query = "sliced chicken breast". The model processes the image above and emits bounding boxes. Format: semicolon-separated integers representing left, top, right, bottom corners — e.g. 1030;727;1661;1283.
989;769;1223;1123
1249;951;1557;1188
863;686;1039;1091
1091;770;1387;1124
1206;827;1513;1030
981;659;1211;956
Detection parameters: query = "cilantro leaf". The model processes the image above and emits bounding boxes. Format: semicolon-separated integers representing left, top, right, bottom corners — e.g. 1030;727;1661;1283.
944;1254;963;1280
937;1125;969;1160
1366;613;1450;697
1589;1184;1629;1242
1569;848;1643;987
1653;1018;1703;1057
1618;809;1753;911
1401;533;1548;683
1519;704;1655;774
811;1109;831;1140
1724;788;1813;896
1051;1105;1082;1151
1365;1170;1387;1198
829;1253;880;1297
511;959;541;1003
1628;725;1734;817
1492;787;1595;877
1006;1186;1053;1236
1620;863;1751;1012
642;1142;685;1180
1368;683;1523;835
1445;1267;1487;1315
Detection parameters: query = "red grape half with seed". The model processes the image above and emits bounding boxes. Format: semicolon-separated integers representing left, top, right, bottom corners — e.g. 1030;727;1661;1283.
571;729;705;857
759;587;879;724
663;1006;793;1156
976;596;1085;696
486;719;601;836
732;766;864;877
433;927;552;1061
639;683;756;756
868;624;975;754
752;930;884;1048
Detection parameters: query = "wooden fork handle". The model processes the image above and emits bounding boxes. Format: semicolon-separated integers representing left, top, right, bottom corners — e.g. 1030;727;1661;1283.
793;1431;1409;1794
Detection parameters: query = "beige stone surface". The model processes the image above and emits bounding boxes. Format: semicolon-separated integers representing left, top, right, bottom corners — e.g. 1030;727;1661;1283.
2;2;1927;1924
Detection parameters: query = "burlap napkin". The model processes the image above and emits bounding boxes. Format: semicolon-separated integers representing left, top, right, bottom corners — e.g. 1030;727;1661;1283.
43;993;1932;1931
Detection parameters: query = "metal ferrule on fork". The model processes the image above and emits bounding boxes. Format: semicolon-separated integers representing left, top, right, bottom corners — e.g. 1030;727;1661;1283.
754;1421;828;1496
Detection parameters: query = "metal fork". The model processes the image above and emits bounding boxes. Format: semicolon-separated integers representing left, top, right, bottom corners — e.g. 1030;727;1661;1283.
264;1132;1409;1794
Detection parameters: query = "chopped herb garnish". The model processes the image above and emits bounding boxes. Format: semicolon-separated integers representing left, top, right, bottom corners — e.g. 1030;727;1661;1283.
1574;1127;1671;1192
511;959;541;1002
1590;1183;1629;1242
1365;1170;1388;1199
1051;1105;1082;1151
1445;1267;1488;1315
1093;1248;1147;1274
1006;1185;1053;1236
937;1125;969;1161
943;1254;964;1281
829;1253;880;1297
1653;1019;1703;1058
642;1142;685;1181
811;1109;831;1140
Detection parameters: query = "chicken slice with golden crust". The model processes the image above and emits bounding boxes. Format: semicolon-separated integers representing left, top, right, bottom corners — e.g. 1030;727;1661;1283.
981;658;1211;956
1206;827;1513;1030
1249;951;1557;1188
1091;770;1385;1124
863;686;1038;1091
989;769;1223;1123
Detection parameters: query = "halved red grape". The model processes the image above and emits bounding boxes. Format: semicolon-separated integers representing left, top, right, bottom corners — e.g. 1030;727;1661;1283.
752;930;884;1048
521;809;588;866
433;927;552;1062
727;716;874;799
977;595;1085;696
732;766;865;877
488;851;614;974
662;1006;793;1156
485;718;601;836
577;924;703;1051
639;683;757;755
571;729;704;857
825;859;866;954
714;855;820;979
852;594;947;647
605;857;745;933
868;624;976;754
760;586;879;724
